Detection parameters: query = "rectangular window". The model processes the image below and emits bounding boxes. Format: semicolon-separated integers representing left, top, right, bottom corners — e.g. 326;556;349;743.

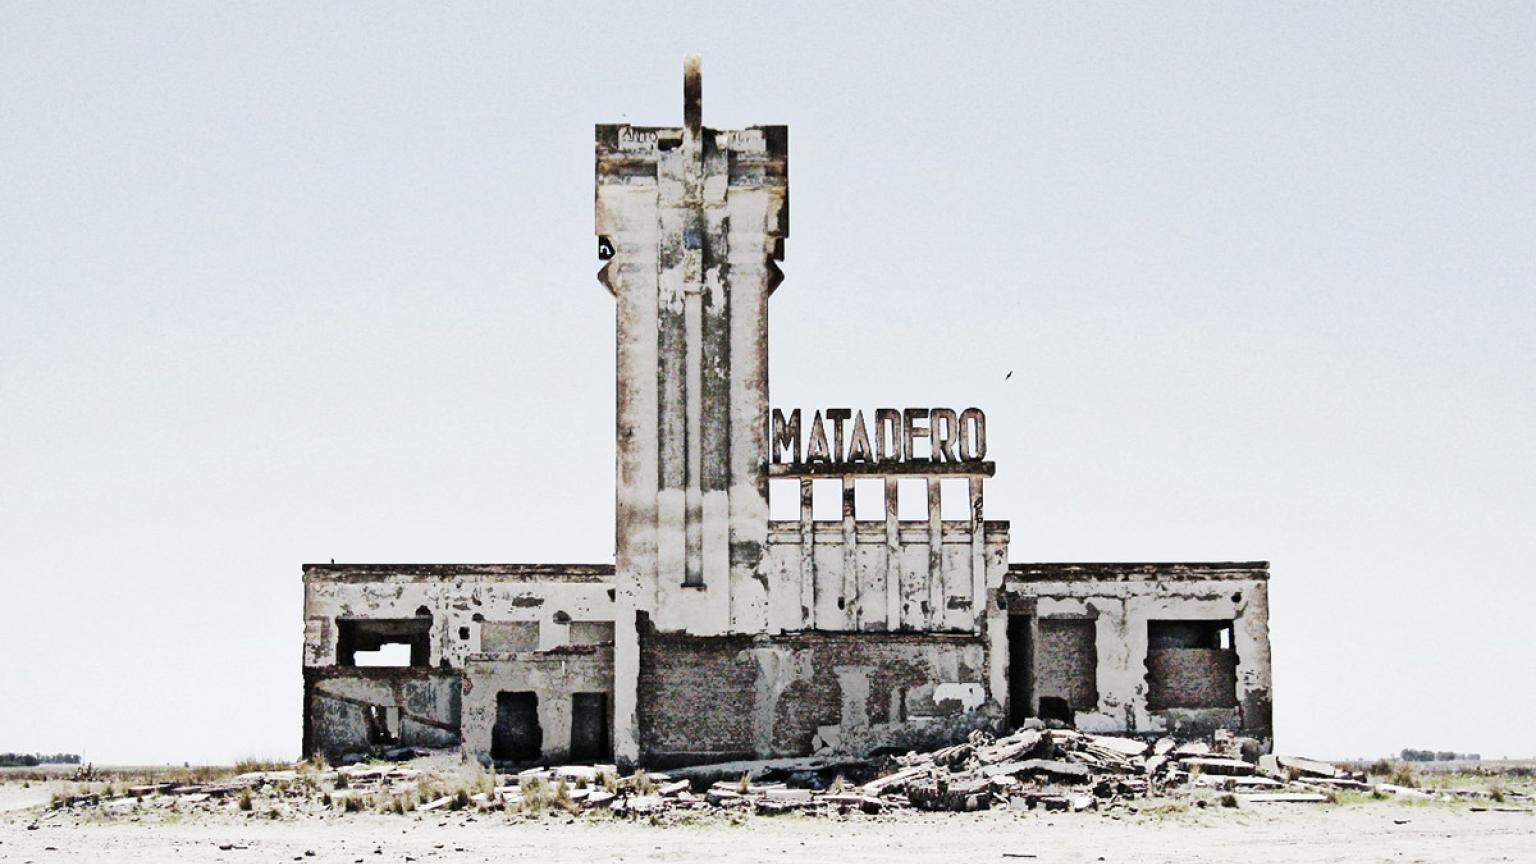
336;618;431;668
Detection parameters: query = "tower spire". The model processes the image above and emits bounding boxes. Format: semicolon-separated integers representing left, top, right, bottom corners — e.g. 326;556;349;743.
683;55;701;138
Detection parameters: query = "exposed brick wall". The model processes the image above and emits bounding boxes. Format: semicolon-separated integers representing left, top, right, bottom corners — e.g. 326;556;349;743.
1035;619;1097;713
637;634;758;764
1146;648;1238;709
638;630;991;766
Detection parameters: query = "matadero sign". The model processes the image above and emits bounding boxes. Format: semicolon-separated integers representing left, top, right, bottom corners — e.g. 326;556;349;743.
770;407;992;476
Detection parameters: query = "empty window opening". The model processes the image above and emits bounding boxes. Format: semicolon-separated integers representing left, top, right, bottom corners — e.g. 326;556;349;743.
853;478;885;520
939;477;970;521
491;692;542;762
811;478;842;521
1007;614;1034;727
768;478;800;520
1145;620;1238;710
337;618;431;667
367;705;401;745
1034;618;1098;716
569;692;611;761
895;477;928;520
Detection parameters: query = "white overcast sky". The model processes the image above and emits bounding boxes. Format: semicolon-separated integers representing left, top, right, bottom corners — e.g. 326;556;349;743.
2;3;1532;764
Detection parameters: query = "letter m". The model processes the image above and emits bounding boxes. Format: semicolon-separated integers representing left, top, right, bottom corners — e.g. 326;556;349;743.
770;409;801;464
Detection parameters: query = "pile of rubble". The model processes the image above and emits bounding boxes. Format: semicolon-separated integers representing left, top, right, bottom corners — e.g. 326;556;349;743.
40;727;1532;821
497;727;1386;815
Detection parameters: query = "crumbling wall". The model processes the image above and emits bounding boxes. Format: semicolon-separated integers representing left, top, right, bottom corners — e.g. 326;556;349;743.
636;630;997;767
460;648;615;765
301;564;616;760
302;564;615;669
1006;563;1272;749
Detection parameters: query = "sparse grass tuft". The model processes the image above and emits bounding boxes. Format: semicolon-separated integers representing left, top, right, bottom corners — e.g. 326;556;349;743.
630;770;657;796
233;758;292;774
236;788;253;811
514;776;576;814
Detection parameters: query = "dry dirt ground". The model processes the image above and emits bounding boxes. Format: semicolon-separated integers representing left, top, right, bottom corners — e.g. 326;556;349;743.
2;802;1533;863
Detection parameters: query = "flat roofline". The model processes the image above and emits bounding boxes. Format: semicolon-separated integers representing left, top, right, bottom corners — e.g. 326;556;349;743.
303;563;614;582
1008;561;1269;582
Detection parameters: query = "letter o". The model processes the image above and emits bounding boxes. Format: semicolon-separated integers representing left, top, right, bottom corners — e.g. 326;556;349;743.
959;408;986;461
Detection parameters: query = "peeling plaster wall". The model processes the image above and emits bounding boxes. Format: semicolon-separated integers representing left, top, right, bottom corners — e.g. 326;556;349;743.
460;649;615;766
759;522;1011;634
636;632;998;767
302;565;615;669
1006;564;1272;748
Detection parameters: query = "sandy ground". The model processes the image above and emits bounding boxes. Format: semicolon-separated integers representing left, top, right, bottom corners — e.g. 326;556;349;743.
2;803;1532;863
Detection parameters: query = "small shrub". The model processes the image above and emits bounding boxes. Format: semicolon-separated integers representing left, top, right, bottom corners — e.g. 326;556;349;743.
1388;764;1418;788
631;770;657;796
333;773;349;790
236;788;253;812
736;772;751;795
1219;793;1239;809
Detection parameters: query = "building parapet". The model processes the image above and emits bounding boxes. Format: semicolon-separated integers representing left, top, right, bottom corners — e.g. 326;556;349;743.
1008;562;1269;583
303;563;614;583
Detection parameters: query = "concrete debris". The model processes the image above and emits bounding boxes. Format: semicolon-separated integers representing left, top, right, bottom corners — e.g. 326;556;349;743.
41;733;1533;822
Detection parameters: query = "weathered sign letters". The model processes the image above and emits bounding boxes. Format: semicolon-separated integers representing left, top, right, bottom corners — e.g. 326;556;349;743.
771;408;987;466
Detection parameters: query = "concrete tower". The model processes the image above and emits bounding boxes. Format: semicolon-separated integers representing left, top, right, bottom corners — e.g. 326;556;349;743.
595;57;788;762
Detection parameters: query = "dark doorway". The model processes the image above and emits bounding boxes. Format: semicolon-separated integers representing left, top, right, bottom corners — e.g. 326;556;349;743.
570;692;610;761
1007;614;1033;727
491;692;541;762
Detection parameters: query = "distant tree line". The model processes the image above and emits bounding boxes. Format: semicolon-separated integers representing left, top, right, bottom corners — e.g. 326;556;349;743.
0;752;82;767
1400;749;1480;762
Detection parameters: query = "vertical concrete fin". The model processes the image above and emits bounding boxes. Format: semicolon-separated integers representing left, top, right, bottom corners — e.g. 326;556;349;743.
683;56;702;139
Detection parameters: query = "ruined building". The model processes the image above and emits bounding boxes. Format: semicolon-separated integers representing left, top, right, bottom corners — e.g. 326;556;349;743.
301;60;1273;768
